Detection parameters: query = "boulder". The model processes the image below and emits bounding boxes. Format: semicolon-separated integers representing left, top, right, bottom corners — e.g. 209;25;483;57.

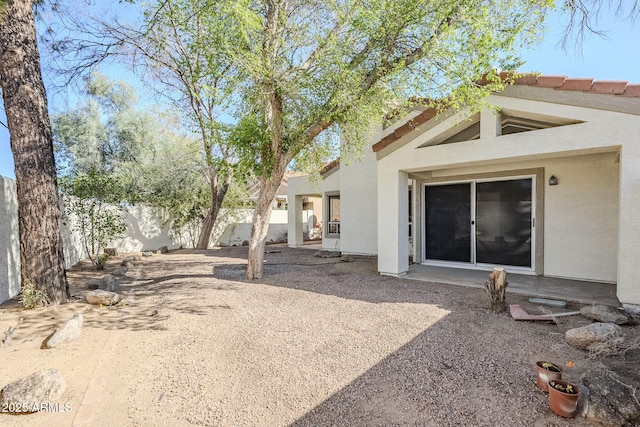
582;368;640;426
86;278;101;290
314;250;341;258
581;305;630;325
98;274;119;292
41;314;83;349
0;369;66;413
113;265;128;277
566;323;623;352
156;246;168;254
86;290;122;306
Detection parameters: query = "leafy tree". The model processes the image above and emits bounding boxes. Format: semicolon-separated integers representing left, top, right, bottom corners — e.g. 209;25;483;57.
59;169;127;268
49;0;249;249
0;0;69;304
53;72;229;246
230;0;552;279
53;72;143;177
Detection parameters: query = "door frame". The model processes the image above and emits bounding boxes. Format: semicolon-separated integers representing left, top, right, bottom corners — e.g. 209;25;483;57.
421;174;537;274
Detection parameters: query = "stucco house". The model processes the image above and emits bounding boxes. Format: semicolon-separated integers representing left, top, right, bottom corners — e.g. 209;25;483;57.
287;74;640;310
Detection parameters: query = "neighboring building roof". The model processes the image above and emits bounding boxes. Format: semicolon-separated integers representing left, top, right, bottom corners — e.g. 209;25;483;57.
372;73;640;154
248;171;305;200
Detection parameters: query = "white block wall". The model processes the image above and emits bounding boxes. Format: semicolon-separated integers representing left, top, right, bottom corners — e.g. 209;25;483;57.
0;176;20;304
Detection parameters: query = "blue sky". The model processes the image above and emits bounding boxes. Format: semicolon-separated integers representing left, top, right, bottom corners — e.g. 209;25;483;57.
1;7;639;179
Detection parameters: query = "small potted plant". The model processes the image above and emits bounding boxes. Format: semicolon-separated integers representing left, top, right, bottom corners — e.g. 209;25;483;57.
535;361;562;392
548;379;580;418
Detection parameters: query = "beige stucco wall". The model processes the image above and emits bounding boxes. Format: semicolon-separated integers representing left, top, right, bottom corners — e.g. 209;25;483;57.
287;126;381;255
212;209;300;247
339;141;378;255
421;152;619;282
376;90;640;305
543;153;619;282
617;138;640;308
288;169;341;251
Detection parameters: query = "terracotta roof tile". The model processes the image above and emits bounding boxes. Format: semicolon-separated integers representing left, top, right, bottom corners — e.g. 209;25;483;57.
371;73;640;153
590;80;628;94
320;158;340;176
620;84;640;97
375;108;439;153
512;74;539;85
534;75;567;88
557;78;593;91
393;123;414;138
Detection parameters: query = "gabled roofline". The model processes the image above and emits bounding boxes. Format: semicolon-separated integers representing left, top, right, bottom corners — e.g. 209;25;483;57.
372;72;640;154
319;158;340;177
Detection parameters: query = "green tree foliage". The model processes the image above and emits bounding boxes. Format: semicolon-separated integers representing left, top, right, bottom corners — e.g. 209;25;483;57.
53;72;142;176
225;0;552;279
59;169;127;268
52;72;227;246
87;0;248;248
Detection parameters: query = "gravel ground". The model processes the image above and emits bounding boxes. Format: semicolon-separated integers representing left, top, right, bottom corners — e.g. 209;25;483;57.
0;245;638;427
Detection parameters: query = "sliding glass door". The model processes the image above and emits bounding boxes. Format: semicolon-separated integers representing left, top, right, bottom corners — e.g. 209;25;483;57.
425;177;534;269
425;184;471;262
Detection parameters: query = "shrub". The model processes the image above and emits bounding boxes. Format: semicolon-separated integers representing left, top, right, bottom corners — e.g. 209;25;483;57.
20;281;44;309
96;253;110;270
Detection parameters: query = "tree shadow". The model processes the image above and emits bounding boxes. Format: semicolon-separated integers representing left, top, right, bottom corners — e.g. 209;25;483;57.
286;314;571;427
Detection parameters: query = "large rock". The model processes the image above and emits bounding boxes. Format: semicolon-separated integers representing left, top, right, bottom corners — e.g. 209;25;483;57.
156;246;168;254
86;289;122;306
41;314;83;349
314;250;341;258
566;323;624;352
86;278;101;290
582;368;640;426
98;274;119;292
581;305;630;325
113;265;128;277
0;369;66;413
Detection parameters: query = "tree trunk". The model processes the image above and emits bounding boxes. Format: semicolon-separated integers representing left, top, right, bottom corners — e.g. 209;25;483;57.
246;168;284;280
0;0;69;304
485;267;508;312
195;173;231;250
195;208;217;250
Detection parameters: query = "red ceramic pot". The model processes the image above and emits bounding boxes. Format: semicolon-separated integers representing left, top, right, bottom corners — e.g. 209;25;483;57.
548;379;580;418
535;361;563;392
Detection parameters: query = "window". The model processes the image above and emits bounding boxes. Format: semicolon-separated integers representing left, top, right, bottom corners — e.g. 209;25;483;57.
327;195;340;235
408;187;412;238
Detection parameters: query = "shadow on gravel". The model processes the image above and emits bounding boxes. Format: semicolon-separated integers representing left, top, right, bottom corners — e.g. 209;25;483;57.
287;306;611;427
196;247;637;426
287;319;579;427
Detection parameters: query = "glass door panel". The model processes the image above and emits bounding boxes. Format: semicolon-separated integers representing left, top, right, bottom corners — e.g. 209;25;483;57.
475;179;532;267
425;184;471;262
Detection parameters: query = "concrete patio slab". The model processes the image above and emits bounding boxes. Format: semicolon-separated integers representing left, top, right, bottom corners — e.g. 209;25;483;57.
405;264;619;306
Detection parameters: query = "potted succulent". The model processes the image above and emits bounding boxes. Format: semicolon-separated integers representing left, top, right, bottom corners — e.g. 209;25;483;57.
535;361;563;392
548;379;580;418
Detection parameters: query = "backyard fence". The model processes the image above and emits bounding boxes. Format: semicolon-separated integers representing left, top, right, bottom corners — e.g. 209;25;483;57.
0;175;312;304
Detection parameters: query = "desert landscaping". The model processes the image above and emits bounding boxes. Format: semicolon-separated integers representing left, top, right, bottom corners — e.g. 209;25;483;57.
0;245;639;427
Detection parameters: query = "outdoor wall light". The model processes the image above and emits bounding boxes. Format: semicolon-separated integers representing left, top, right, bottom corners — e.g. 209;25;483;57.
549;175;558;186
